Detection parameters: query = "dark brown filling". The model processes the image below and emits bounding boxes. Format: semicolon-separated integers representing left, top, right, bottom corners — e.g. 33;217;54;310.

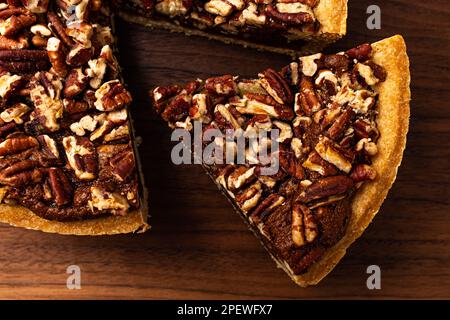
151;43;386;274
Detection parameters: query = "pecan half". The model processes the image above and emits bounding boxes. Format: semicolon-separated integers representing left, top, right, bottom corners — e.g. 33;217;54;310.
109;148;135;182
0;135;38;157
296;76;320;116
48;167;72;206
266;4;314;25
0;159;42;186
296;175;354;203
250;193;285;224
292;203;318;247
259;68;293;105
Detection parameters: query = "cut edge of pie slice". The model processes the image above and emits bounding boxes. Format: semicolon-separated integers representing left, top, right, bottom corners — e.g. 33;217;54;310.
0;2;149;236
278;35;410;286
113;0;348;56
151;34;410;286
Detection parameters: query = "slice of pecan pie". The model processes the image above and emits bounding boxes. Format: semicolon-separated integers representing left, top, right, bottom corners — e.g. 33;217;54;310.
112;0;348;55
0;1;148;235
151;35;410;286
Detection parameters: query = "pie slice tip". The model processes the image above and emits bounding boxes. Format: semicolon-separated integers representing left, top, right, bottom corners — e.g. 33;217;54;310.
290;34;411;286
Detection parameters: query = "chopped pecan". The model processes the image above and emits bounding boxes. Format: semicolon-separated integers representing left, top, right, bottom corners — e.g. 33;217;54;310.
94;80;132;112
346;43;372;61
62;136;97;180
350;164;376;183
280;62;299;86
327;108;355;140
47;37;67;77
189;93;212;123
236;95;294;120
152;84;181;113
302;151;338;176
29;72;63;132
66;21;93;47
0;35;28;50
161;92;191;123
22;0;49;13
355;137;378;156
323;54;351;72
66;44;93;67
227;166;256;192
90;108;128;141
299;53;322;77
88;186;129;215
63;68;88;98
315;137;353;173
0;103;30;124
353;118;378;140
37;134;59;161
0;72;22;100
204;75;237;97
235;181;262;213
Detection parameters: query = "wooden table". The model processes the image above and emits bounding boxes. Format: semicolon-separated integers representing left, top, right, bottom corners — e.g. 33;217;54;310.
0;0;449;299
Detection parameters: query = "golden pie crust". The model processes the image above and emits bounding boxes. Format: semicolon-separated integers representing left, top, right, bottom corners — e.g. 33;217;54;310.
277;35;411;286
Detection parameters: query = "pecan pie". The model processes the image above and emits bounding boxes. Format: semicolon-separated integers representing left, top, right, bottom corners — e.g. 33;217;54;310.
151;35;410;286
112;0;348;55
0;1;148;235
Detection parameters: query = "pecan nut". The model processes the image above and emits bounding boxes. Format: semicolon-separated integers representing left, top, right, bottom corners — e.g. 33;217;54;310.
258;68;293;105
296;175;354;203
350;164;376;183
62;136;97;180
94;80;132;112
292;203;318;247
0;159;42;186
48;167;72;206
204;75;237;97
0;135;39;157
109;148;135;182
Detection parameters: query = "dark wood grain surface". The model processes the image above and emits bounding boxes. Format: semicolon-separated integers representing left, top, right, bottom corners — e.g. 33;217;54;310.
0;0;449;299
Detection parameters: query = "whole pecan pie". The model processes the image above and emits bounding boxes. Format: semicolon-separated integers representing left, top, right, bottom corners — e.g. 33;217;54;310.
151;35;410;286
0;1;148;235
112;0;348;55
